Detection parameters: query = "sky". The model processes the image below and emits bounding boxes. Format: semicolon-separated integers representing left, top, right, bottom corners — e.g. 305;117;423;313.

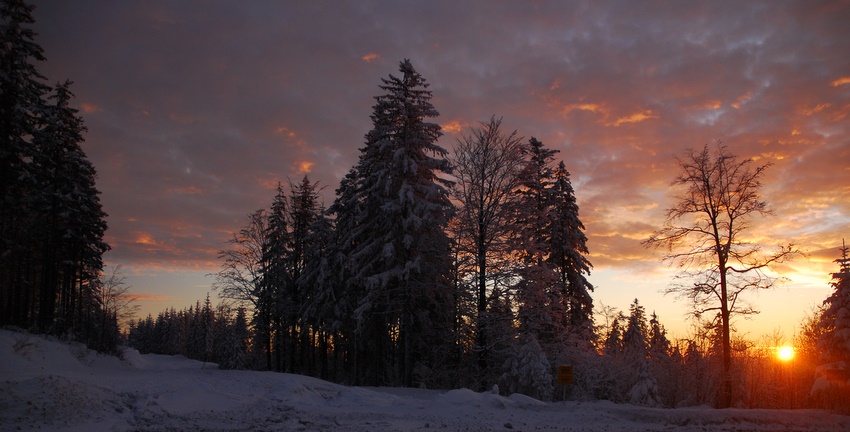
30;0;849;340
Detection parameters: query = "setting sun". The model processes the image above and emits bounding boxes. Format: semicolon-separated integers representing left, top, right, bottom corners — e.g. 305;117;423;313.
777;346;795;362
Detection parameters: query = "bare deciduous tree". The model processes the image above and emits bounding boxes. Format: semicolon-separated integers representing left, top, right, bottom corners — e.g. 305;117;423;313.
643;143;798;408
211;209;273;369
97;265;140;330
451;116;526;376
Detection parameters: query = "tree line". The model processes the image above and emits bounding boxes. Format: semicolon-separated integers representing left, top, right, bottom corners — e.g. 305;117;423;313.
127;294;250;370
1;0;117;351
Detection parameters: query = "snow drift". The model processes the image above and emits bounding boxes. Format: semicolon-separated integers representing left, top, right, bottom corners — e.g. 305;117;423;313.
1;329;847;431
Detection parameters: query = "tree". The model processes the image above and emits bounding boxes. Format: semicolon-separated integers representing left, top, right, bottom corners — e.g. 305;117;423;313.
263;183;289;371
513;138;565;357
212;209;274;370
451;116;526;378
0;1;51;329
648;311;671;359
644;143;798;407
623;298;648;360
330;59;454;386
500;333;554;401
548;161;593;341
96;265;140;330
1;2;112;351
814;240;850;390
286;176;322;373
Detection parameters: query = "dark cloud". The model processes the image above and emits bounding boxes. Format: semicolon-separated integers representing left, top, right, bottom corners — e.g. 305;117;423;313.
29;1;850;324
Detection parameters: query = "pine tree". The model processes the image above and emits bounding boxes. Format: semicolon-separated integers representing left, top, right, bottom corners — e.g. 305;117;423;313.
34;81;109;337
500;333;554;401
288;175;322;373
815;240;850;387
648;311;671;359
513;138;594;367
215;303;248;370
331;59;453;386
604;314;624;357
300;206;336;379
515;137;559;264
629;356;663;407
514;138;564;356
647;311;675;406
1;2;111;349
623;299;649;360
0;1;51;329
264;183;289;371
548;161;593;341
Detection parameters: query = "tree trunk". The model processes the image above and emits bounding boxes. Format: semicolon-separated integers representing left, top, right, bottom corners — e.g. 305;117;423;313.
476;244;488;375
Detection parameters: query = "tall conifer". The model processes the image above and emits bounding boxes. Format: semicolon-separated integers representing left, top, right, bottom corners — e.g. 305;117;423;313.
331;59;453;386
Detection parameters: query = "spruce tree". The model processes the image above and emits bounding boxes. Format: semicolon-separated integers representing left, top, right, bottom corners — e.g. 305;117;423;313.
332;59;453;386
34;81;109;335
288;175;321;372
1;1;111;348
623;298;649;359
514;138;563;352
264;183;290;371
500;333;554;401
815;240;850;386
548;161;593;342
0;0;50;328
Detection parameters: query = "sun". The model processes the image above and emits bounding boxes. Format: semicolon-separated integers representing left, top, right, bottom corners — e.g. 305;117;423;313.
777;346;795;362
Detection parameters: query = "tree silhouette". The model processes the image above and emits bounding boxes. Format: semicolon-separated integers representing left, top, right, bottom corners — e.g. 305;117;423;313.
644;143;798;407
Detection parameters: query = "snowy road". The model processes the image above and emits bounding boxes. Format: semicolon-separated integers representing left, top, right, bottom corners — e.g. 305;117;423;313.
1;329;847;432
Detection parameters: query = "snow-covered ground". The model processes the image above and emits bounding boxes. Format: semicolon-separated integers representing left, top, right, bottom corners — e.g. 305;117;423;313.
1;329;847;432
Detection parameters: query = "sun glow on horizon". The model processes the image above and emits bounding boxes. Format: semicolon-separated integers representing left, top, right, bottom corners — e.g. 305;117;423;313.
777;346;795;362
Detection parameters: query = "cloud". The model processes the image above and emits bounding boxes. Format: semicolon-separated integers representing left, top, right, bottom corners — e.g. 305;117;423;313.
361;53;380;63
832;76;850;87
609;110;659;127
80;102;101;113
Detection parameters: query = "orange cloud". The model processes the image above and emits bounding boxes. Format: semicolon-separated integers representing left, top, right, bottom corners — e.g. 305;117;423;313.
80;102;101;113
801;103;831;115
609;110;658;126
274;126;297;137
361;53;380;62
831;76;850;87
441;120;465;134
134;232;158;246
704;100;722;110
257;174;281;190
296;160;314;174
569;103;606;114
731;91;752;109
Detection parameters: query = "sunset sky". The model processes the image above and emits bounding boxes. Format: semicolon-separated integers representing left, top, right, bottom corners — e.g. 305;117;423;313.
31;1;849;339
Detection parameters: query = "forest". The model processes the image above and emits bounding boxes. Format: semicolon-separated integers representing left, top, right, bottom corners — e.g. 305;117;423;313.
2;0;848;413
0;0;117;352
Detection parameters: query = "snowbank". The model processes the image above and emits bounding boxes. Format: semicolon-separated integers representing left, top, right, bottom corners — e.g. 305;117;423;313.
1;329;848;431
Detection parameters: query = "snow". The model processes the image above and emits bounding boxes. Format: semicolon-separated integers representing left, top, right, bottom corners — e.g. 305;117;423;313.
1;329;848;431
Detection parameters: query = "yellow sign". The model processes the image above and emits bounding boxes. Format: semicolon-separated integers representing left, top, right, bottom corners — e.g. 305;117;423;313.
557;365;573;385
